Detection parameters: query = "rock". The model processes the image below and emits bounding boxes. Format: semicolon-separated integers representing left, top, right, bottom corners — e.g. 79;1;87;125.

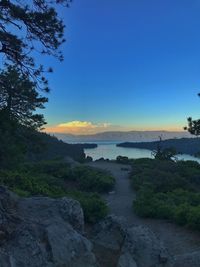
0;186;19;211
18;196;84;233
45;223;96;267
173;251;200;267
122;225;172;267
92;215;126;251
0;187;97;267
59;197;84;233
92;217;172;267
0;252;13;267
117;252;138;267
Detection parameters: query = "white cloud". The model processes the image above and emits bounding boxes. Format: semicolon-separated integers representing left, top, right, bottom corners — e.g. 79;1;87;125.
45;120;113;134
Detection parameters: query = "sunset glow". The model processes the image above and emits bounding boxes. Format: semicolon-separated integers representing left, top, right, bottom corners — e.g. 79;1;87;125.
45;120;184;135
41;1;200;135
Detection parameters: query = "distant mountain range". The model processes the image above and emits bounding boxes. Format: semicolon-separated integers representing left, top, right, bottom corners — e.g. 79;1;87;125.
51;131;192;143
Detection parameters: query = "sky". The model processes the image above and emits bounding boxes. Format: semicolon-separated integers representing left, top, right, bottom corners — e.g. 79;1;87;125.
41;0;200;134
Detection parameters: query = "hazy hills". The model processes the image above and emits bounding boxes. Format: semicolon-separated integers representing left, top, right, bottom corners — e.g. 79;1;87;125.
52;131;192;143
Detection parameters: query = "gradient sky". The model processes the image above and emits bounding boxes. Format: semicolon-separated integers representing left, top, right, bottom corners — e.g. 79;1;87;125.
41;0;200;134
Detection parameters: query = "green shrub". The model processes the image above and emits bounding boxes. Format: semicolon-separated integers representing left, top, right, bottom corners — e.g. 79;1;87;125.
116;156;129;164
22;160;72;179
132;158;200;230
71;192;108;223
0;162;109;224
187;206;200;230
173;203;191;225
133;187;173;219
73;166;115;193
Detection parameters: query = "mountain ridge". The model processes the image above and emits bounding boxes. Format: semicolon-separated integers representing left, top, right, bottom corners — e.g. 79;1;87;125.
50;130;192;142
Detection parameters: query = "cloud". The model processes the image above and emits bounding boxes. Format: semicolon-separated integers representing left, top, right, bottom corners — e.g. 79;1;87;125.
45;120;113;135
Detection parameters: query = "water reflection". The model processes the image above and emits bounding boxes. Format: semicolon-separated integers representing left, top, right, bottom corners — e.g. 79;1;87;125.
84;143;200;163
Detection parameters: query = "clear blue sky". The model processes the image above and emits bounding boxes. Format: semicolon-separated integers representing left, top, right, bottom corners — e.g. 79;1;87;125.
41;0;200;133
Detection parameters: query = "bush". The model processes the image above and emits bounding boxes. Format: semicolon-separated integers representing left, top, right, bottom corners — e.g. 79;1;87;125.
22;160;72;179
173;203;191;226
71;192;108;223
0;161;109;224
0;169;66;197
116;156;129;164
188;206;200;230
73;166;115;193
133;187;173;219
131;158;200;230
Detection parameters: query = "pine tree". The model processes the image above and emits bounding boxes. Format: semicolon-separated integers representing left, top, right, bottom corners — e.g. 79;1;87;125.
0;0;71;90
0;65;47;129
184;117;200;137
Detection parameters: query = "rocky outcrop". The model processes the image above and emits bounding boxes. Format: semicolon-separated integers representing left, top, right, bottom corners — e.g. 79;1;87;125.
93;215;126;251
92;215;173;267
173;251;200;267
1;187;199;267
117;252;138;267
121;225;172;267
0;186;97;267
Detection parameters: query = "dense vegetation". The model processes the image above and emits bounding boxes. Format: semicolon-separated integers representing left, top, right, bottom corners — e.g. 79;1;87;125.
0;160;115;223
117;138;200;156
73;166;115;193
131;158;200;230
0;1;113;225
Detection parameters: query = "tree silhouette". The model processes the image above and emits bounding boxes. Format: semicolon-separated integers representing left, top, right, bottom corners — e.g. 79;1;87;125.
184;117;200;136
152;136;177;161
0;0;71;91
0;65;47;129
184;93;200;136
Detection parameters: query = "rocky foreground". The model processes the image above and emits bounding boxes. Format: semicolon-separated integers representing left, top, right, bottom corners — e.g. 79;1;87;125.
0;186;199;267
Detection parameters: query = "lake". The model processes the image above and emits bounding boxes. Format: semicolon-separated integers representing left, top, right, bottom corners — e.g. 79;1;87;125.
84;142;200;162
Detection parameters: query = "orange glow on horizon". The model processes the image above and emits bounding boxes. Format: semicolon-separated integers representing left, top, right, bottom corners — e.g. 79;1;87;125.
44;120;185;135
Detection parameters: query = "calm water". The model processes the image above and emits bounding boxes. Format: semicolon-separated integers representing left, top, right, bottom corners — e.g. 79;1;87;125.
84;142;200;163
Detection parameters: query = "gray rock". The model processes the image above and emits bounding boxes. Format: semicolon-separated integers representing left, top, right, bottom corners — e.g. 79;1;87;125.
117;252;138;267
18;196;84;233
0;187;97;267
92;215;126;250
92;217;172;267
173;251;200;267
122;225;172;267
46;223;96;267
0;252;13;267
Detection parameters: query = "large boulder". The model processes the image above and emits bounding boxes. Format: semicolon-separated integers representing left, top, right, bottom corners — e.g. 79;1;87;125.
122;225;173;267
117;252;138;267
92;215;126;251
18;196;84;233
92;216;172;267
0;186;97;267
173;251;200;267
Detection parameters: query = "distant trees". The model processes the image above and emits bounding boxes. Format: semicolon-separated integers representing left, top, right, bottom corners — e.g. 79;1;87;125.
152;147;177;161
0;0;71;91
184;92;200;136
152;136;177;161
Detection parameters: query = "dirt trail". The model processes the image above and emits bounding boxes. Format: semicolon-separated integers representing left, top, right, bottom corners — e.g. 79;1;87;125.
88;161;200;257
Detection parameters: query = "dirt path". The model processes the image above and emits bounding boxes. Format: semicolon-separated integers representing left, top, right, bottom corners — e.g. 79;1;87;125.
88;161;200;257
